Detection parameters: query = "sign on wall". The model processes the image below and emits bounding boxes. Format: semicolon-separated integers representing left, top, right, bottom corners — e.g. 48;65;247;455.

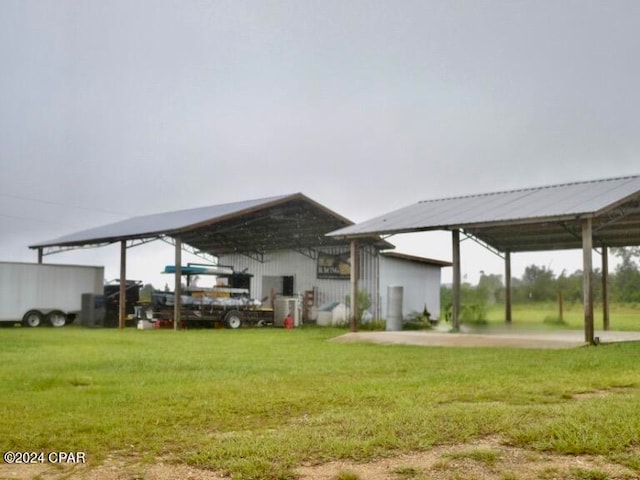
317;252;351;279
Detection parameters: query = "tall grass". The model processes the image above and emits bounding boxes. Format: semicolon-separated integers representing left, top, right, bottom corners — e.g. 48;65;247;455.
1;326;640;479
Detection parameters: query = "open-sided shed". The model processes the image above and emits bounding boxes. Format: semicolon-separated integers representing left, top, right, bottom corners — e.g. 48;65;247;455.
329;175;640;344
30;193;386;328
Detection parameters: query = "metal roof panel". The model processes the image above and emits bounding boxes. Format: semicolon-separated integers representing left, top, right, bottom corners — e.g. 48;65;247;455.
30;194;294;248
330;175;640;237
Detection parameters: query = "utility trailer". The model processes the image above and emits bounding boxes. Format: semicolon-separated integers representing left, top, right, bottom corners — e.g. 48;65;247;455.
136;264;273;329
137;288;274;329
0;261;104;327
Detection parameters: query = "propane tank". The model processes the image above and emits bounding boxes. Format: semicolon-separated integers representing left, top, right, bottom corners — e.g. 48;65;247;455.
284;313;294;329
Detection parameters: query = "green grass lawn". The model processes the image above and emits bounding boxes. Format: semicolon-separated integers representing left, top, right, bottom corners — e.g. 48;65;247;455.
1;326;640;479
483;302;640;331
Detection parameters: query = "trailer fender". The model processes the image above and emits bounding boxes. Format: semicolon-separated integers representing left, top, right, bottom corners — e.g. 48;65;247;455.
224;310;243;329
22;310;44;328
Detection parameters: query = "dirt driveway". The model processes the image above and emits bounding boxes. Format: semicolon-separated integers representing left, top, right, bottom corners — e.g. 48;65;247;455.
3;439;638;480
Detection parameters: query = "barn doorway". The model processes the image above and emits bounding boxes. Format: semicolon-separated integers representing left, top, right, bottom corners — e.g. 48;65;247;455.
262;275;295;306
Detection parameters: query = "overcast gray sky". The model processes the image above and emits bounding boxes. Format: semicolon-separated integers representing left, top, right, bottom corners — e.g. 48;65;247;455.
1;0;639;287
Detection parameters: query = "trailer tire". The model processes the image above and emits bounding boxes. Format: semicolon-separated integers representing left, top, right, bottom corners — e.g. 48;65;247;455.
22;310;43;328
47;310;67;328
224;310;243;329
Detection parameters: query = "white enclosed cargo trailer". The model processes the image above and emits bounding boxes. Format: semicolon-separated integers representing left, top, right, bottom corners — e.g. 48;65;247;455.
0;262;104;327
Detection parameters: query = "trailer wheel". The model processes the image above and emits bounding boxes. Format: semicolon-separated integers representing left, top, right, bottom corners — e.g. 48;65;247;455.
47;310;67;327
224;310;243;329
22;310;43;328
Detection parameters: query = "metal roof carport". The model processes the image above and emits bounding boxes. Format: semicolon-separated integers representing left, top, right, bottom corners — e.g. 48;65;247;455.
328;175;640;344
29;193;383;329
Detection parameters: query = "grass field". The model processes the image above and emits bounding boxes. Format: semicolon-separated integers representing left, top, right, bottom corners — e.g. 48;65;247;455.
482;302;640;331
1;325;640;479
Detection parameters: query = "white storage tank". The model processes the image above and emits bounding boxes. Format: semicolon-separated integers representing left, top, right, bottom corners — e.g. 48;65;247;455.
386;285;403;331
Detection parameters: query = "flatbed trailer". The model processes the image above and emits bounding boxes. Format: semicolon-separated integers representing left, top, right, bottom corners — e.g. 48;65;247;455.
144;303;274;329
136;264;273;329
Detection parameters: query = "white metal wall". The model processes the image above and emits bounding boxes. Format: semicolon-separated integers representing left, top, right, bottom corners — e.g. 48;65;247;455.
379;256;442;320
359;244;380;319
219;246;380;317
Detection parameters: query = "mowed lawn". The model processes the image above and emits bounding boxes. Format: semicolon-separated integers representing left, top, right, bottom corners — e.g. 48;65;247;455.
485;302;640;331
1;326;640;479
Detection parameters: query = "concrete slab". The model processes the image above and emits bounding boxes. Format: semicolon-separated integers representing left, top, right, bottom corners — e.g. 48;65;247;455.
331;328;640;349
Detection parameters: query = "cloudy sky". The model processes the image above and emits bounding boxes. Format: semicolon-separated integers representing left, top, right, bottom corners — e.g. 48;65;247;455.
1;0;638;287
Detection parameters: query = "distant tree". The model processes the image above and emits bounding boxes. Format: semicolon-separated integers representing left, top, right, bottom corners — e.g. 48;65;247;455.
612;247;640;302
460;281;485;305
556;268;603;304
557;269;583;303
520;265;556;301
477;271;504;304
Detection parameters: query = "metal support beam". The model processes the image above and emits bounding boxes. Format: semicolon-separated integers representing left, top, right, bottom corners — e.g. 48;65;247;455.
119;240;126;329
159;236;218;264
241;251;266;263
505;250;512;324
461;231;505;259
350;239;359;332
451;229;461;332
37;248;43;264
582;218;595;344
174;236;182;331
602;245;610;331
293;246;318;260
39;243;111;257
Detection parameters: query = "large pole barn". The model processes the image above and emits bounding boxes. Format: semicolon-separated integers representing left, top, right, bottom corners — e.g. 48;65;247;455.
329;175;640;345
29;193;448;328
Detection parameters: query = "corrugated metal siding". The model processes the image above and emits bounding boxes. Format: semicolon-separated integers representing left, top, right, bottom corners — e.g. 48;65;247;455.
219;246;381;318
356;245;380;319
330;175;640;236
379;256;441;321
221;247;449;322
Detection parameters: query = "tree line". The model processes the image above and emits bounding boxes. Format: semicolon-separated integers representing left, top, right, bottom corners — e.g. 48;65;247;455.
442;247;640;312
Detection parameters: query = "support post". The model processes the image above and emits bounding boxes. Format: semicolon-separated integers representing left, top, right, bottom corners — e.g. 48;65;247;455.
451;229;461;332
37;248;43;264
174;236;182;331
558;291;564;323
582;219;595;344
505;250;512;324
350;239;360;332
119;240;127;329
602;245;610;331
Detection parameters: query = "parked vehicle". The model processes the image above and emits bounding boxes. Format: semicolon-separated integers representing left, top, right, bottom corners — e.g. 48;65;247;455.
136;286;274;329
0;262;104;327
135;265;274;329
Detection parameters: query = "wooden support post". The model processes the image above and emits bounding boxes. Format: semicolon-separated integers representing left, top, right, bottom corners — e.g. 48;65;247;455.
582;218;595;344
451;229;461;332
602;245;610;331
505;250;512;324
558;291;564;323
119;240;126;329
174;236;182;331
350;239;359;333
